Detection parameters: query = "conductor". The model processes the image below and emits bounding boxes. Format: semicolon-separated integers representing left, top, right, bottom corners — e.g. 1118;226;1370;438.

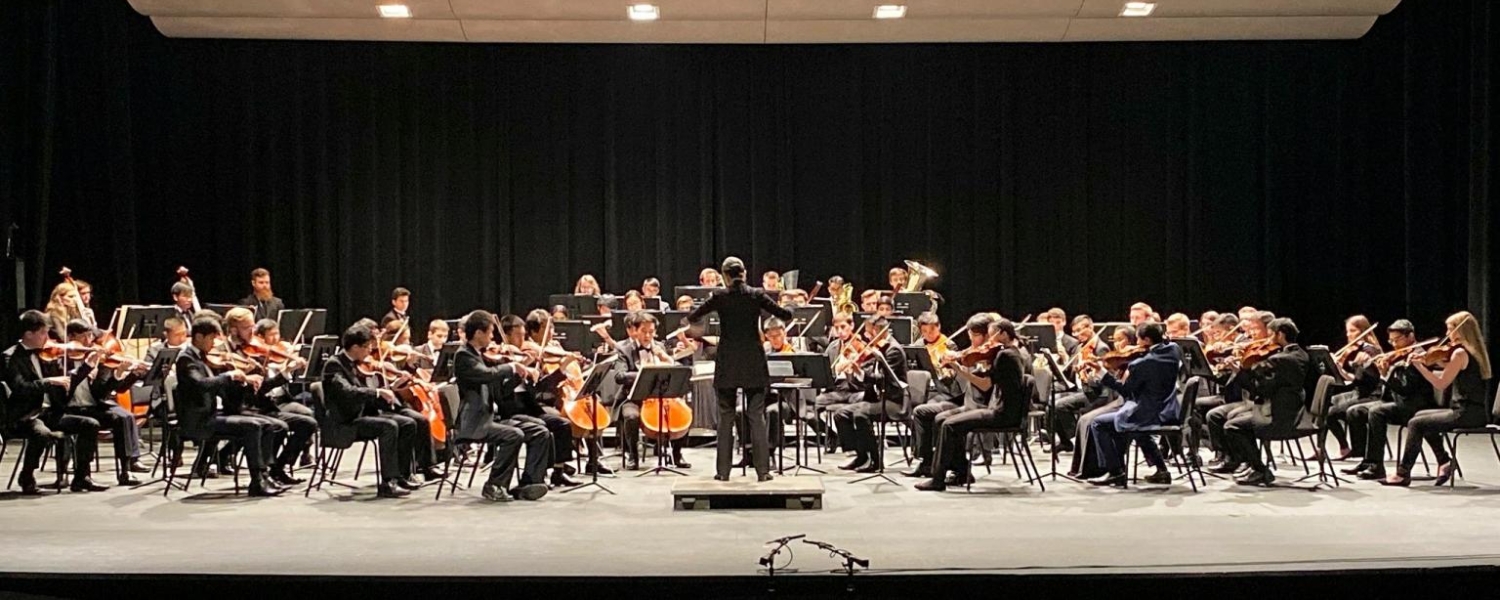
687;257;794;482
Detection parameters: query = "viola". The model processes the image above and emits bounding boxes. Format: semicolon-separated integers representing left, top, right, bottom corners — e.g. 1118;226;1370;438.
958;332;1003;368
1372;338;1441;376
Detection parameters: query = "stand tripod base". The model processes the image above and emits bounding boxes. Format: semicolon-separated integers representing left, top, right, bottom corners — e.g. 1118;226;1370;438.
847;470;901;486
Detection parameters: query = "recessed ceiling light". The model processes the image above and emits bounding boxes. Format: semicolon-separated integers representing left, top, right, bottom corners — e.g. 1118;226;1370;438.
1120;2;1155;17
873;5;907;19
377;4;411;19
628;4;660;21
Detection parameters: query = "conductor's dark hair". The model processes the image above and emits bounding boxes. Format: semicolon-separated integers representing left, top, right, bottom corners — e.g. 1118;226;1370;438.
340;323;373;349
462;310;495;340
1137;322;1165;345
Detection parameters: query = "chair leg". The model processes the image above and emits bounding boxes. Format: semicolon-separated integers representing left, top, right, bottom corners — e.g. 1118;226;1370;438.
304;446;324;497
354;443;368;480
1447;435;1462;486
7;439;25;490
1017;434;1044;492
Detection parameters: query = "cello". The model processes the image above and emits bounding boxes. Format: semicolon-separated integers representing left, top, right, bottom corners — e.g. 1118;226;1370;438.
638;344;693;441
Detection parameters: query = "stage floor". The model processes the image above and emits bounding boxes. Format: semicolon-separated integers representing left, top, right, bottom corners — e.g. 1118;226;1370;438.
3;439;1500;579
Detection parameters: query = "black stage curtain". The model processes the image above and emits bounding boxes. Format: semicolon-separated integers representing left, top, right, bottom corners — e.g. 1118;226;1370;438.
3;0;1495;349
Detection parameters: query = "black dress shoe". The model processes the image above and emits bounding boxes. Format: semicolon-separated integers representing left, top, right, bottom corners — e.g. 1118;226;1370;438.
18;475;40;496
216;465;237;477
118;475;143;486
942;472;976;486
585;461;614;476
1208;462;1242;474
1434;462;1457;487
757;473;774;482
70;478;111;493
420;467;443;481
1358;469;1387;480
854;463;883;474
1235;469;1275;486
671;455;693;469
248;482;286;497
900;463;931;478
560;463;578;476
1340;463;1371;476
550;471;581;487
270;469;304;486
914;480;946;492
837;457;869;471
1143;470;1172;485
511;483;549;501
127;459;151;473
713;474;730;482
394;477;423;490
624;456;640;471
376;483;410;499
1088;472;1128;487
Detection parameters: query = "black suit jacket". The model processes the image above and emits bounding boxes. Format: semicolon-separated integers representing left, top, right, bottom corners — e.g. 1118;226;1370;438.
4;345;67;429
859;340;908;403
174;346;239;439
612;338;687;405
381;310;410;328
454;344;519;439
320;353;385;425
1239;343;1310;422
239;295;286;323
988;346;1029;425
687;282;793;388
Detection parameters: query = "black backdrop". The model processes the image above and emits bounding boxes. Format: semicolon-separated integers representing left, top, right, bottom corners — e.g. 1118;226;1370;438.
2;0;1495;348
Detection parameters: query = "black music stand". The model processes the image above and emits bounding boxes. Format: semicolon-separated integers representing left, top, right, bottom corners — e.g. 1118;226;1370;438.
657;310;691;340
1019;323;1058;356
901;345;939;374
629;364;694;477
561;358;621;495
892;292;932;317
562;295;600;320
786;306;827;339
1171;337;1216;381
1029;350;1085;484
547;294;575;316
301;336;340;382
887;317;914;345
116;306;179;341
644;297;663;311
432;342;462;381
848;347;907;486
129;347;181;491
673;286;717;309
277;309;327;345
772;352;834;476
552;320;597;354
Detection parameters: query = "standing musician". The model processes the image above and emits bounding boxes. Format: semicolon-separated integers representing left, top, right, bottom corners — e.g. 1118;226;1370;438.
320;324;426;498
1082;322;1182;487
238;268;286;323
524;309;612;476
832;315;908;474
1319;314;1383;462
170;282;197;325
1219;318;1311;486
1342;319;1436;480
614;311;695;471
176;317;286;496
62;319;151;485
686;257;795;482
904;313;992;479
1382;311;1492;487
453;310;552;502
810;312;859;451
221;308;315;486
915;319;1028;491
381;287;411;328
5;311;107;494
496;313;581;487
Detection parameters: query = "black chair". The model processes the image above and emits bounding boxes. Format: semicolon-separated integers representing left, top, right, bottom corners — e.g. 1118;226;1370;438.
1438;380;1500;487
160;374;243;497
303;382;382;497
1125;376;1205;492
1256;375;1341;488
969;375;1045;492
897;370;932;467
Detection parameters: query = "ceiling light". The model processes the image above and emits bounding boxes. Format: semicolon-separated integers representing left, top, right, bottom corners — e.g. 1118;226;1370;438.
377;4;411;18
1120;2;1155;17
628;4;659;21
873;5;907;19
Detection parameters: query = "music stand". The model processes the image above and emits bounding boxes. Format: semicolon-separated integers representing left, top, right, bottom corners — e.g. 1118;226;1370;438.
432;342;462;381
786;306;827;339
553;320;594;354
901;345;939;374
644;297;663;311
657;310;691;341
1019;323;1058;356
673;286;717;309
277;309;327;345
887;317;914;345
127;346;180;490
547;294;575;315
628;364;694;477
892;292;932;317
773;352;834;476
302;335;340;382
115;305;179;341
561;358;621;495
1029;350;1084;484
1171;337;1216;381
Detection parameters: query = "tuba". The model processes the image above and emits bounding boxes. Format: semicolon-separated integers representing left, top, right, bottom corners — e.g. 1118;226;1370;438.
902;260;943;307
833;281;856;315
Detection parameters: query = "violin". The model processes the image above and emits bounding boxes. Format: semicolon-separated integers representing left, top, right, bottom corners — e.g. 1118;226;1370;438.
1234;337;1281;369
243;337;300;365
1417;341;1461;367
957;334;1003;368
835;326;890;375
206;347;263;374
1078;344;1146;377
39;342;104;362
1372;338;1440;376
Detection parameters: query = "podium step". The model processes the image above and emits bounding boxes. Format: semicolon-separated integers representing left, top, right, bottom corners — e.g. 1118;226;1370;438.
671;476;824;511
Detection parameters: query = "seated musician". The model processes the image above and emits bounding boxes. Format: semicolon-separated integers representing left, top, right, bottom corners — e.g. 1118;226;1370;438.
762;270;783;292
1220;318;1311;486
915;312;963;405
810;312;859;451
612;311;691;470
1052;314;1111;454
453;310;551;501
1068;323;1132;479
220;308;315;486
1165;313;1191;339
350;317;441;481
177;317;286;496
496;313;580;487
859;289;880;313
642;277;662;299
381;287;411;328
1382;311;1492;487
698;268;723;287
321;324;427;498
5;311;107;494
1082;322;1182;487
1043;307;1081;356
904;313;992;479
405;319;449;373
524;309;611;476
888;267;908;293
674;295;694;311
1197;311;1219;342
574;274;601;296
1204;311;1275;466
1319;314;1383;462
1129;302;1155;326
832;315;907;473
915;319;1027;491
62;319;151;485
1342;319;1436;480
623;290;647;312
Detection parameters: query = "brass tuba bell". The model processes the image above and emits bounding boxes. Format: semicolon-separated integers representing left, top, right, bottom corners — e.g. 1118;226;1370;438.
902;260;939;293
